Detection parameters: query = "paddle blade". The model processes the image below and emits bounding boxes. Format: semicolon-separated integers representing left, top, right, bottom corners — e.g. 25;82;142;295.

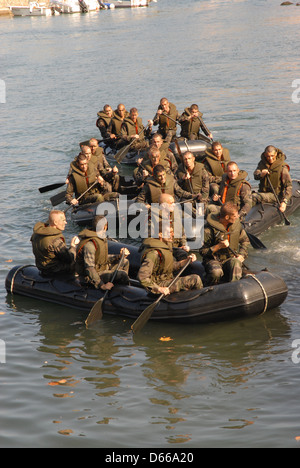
114;145;131;164
50;190;67;207
246;231;267;250
131;300;159;334
85;298;103;328
283;214;291;226
39;182;66;193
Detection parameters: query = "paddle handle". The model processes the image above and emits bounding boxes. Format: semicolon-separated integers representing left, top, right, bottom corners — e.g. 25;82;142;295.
162;256;192;292
110;251;126;283
131;257;193;334
115;123;150;164
64;179;99;213
266;174;290;225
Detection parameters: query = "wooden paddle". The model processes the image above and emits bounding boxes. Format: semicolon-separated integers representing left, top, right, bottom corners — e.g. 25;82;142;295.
85;250;126;327
131;257;192;334
266;174;291;226
39;182;66;193
114;123;150;164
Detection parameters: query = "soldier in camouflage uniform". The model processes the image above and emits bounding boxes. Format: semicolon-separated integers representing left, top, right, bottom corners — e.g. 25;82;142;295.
138;226;202;295
133;146;176;187
158;193;190;261
120;107;153;152
76;216;130;290
66;154;117;207
88;139;120;192
31;210;79;277
153;98;180;144
203;141;231;196
176;151;210;207
252;145;292;212
149;133;178;174
136;164;195;207
199;202;250;284
208;161;252;220
106;103;129;148
96;104;114;140
178;104;213;141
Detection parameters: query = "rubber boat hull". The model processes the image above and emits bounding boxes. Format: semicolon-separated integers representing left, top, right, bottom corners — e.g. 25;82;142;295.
5;242;288;325
245;179;300;237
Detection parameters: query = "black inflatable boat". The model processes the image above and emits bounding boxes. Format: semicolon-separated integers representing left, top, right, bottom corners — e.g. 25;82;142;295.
244;179;300;237
5;242;288;325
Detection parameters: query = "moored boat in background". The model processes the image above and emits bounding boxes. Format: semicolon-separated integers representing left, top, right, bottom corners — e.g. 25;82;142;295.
10;2;54;15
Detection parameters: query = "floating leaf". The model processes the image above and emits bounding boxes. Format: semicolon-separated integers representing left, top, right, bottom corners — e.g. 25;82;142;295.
58;429;73;436
159;336;173;342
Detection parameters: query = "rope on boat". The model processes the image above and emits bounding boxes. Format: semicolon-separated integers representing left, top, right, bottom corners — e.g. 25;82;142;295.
244;273;268;314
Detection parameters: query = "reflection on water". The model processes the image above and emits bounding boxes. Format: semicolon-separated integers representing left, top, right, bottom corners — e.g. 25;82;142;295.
4;292;292;445
1;0;300;448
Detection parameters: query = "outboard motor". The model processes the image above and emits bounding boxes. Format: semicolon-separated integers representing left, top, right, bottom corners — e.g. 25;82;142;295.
170;138;212;162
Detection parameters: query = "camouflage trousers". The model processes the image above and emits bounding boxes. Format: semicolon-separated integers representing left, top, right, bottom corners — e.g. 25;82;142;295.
158;274;203;293
252;192;277;206
83;258;130;289
81;191;118;206
159;129;177;145
204;258;243;284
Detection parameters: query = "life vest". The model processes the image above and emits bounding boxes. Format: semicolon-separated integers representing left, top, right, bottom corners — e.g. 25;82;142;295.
204;148;230;176
110;111;129;136
96;110;114;129
180;107;203;138
31;222;66;271
257;159;290;195
146;174;175;203
219;171;250;209
70;161;98;198
141;238;174;283
122;116;145;140
157;102;178;132
206;214;242;262
76;229;109;275
177;161;205;193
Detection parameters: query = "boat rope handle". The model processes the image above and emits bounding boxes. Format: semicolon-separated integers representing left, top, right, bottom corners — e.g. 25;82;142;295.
10;265;35;294
244;273;268;315
183;138;191;153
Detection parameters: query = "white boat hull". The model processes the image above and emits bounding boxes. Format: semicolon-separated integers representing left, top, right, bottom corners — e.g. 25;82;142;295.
104;0;149;8
51;0;100;12
10;5;54;15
